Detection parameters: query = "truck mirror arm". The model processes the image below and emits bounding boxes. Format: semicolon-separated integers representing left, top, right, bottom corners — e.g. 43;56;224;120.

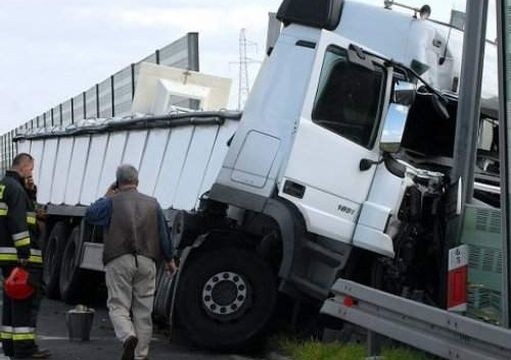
360;47;448;103
359;158;384;171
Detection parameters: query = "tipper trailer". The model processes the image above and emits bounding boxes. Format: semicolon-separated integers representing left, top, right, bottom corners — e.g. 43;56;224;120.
13;0;507;351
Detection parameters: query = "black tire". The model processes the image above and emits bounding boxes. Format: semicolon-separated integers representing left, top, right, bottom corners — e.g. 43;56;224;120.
154;274;175;323
59;226;83;304
175;247;276;350
154;262;176;323
155;261;166;293
36;226;48;254
43;221;69;299
153;262;167;320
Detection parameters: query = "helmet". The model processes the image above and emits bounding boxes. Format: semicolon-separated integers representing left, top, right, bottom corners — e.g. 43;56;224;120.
4;267;35;300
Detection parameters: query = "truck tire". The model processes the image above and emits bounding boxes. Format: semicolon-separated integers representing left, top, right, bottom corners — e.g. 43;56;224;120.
43;221;69;299
153;273;174;323
36;226;48;254
175;247;276;350
59;226;83;304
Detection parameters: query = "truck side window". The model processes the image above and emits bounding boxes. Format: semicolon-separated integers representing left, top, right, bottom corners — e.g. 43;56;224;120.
312;46;385;148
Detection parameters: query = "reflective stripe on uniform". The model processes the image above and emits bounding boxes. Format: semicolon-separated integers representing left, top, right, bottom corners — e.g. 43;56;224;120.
0;247;42;256
13;327;35;334
0;332;12;339
0;254;42;264
12;333;35;341
0;247;42;264
26;212;36;225
0;326;13;340
12;327;36;341
0;202;8;216
14;238;31;247
29;255;42;264
12;231;29;241
12;231;30;247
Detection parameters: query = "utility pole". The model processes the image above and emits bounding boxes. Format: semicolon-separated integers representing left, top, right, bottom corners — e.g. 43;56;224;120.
233;29;259;110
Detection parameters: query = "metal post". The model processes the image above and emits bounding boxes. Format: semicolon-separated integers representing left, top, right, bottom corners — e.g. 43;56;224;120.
187;32;200;72
71;97;74;124
444;1;489;310
95;84;100;118
367;331;382;358
131;64;135;100
110;75;115;117
83;91;87;119
451;0;488;204
497;0;510;328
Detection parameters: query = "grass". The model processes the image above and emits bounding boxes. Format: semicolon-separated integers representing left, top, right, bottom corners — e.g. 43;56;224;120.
382;347;433;360
278;338;365;360
276;337;434;360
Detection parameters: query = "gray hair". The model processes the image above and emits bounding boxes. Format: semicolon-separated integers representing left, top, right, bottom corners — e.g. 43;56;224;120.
116;164;139;186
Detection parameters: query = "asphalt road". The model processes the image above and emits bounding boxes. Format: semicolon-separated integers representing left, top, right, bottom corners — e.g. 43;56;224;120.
0;296;264;360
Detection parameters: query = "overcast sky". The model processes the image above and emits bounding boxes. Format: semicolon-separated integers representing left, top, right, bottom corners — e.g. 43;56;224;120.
0;0;495;134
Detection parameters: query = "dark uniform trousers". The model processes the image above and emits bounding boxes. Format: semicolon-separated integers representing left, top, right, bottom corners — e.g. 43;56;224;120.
0;171;43;358
1;266;42;357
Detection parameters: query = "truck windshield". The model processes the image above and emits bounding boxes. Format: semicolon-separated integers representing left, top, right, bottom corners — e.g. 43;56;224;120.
312;45;385;149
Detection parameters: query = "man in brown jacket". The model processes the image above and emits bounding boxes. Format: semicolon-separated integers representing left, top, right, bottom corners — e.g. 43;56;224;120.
86;164;176;360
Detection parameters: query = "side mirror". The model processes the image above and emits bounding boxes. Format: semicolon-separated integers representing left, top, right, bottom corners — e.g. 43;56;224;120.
380;103;409;153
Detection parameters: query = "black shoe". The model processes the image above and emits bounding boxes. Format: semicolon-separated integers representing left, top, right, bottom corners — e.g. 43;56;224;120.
121;336;138;360
14;349;52;359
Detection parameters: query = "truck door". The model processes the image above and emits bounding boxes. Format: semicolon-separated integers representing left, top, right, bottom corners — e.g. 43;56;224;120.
279;30;392;245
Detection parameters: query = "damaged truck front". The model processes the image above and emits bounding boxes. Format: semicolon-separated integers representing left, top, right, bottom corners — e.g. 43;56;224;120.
173;11;497;354
173;0;500;348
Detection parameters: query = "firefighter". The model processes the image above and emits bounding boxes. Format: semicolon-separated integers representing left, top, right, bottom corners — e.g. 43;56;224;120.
0;153;51;359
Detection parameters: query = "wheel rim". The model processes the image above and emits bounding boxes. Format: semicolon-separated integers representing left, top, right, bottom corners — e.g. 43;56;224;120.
201;271;249;321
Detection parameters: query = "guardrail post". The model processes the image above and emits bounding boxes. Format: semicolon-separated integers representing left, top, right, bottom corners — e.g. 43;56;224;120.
367;330;382;359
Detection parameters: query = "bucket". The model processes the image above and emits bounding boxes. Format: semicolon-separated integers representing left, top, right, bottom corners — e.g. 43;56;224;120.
66;305;94;341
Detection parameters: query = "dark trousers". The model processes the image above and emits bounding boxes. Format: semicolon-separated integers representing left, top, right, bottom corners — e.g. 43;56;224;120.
1;266;42;357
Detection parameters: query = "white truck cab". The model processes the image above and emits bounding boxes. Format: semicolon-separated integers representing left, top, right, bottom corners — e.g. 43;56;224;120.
198;0;497;347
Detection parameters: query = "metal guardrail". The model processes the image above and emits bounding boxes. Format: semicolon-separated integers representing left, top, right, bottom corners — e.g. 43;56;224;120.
320;279;511;360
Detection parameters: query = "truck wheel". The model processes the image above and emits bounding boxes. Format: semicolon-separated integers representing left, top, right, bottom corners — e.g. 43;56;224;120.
154;262;175;323
36;226;48;254
153;262;166;320
154;273;174;323
43;221;69;299
175;247;276;350
59;226;83;304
